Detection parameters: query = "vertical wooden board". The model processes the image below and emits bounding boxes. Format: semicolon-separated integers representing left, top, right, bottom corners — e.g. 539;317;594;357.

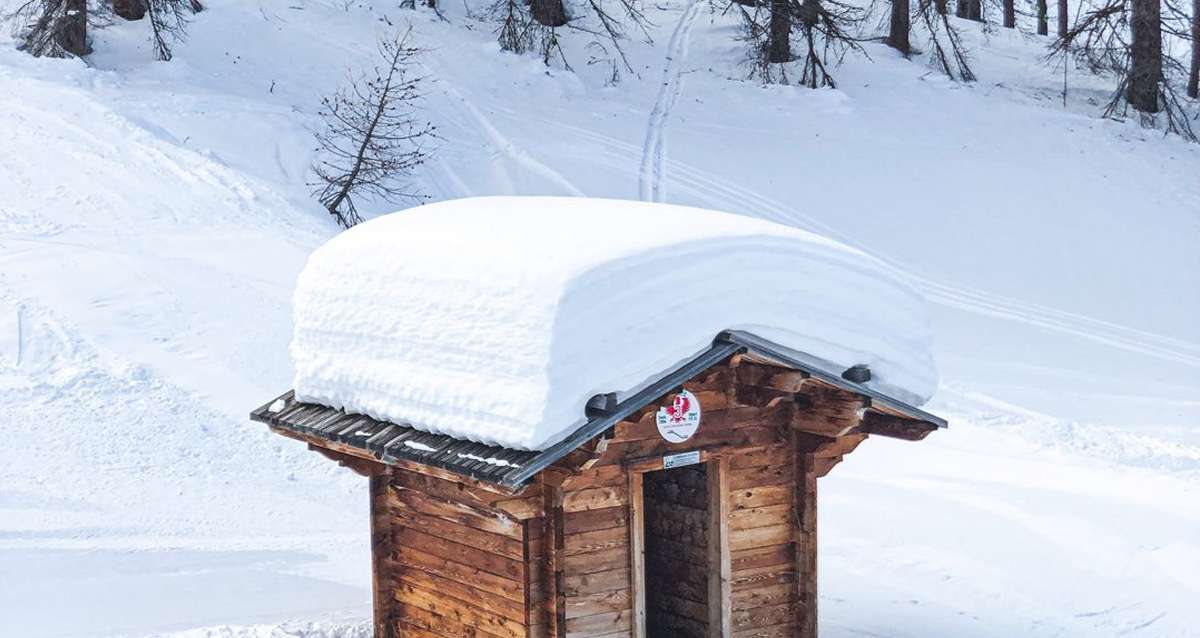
796;449;818;638
544;481;566;638
707;458;732;638
628;471;646;638
370;473;396;638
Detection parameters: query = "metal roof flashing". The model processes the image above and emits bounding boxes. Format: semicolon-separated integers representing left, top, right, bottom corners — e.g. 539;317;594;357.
252;331;944;488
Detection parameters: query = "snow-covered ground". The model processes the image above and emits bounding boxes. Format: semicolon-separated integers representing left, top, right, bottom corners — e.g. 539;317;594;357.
0;1;1197;636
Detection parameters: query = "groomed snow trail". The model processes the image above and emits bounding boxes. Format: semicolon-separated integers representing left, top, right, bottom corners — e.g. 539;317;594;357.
638;0;704;202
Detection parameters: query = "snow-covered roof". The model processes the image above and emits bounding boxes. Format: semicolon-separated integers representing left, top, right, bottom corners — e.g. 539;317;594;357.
290;196;938;451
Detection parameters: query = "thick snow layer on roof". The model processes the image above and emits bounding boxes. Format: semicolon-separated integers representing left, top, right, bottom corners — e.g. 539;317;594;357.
290;196;937;450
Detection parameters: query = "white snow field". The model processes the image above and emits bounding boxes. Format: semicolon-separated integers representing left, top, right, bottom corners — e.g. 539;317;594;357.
291;197;937;450
0;0;1197;637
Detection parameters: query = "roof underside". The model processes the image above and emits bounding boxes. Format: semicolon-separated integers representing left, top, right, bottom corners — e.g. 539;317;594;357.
251;331;946;488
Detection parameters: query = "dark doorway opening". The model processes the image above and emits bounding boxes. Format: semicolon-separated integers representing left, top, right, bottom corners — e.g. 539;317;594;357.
643;463;711;637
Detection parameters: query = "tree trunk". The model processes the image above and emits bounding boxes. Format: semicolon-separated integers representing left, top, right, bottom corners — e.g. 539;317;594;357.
1036;0;1048;34
56;0;90;56
1189;0;1198;98
531;0;568;26
1127;0;1162;113
1057;0;1068;37
935;0;948;14
957;0;982;21
767;0;791;62
113;0;146;20
887;0;911;55
1002;0;1015;27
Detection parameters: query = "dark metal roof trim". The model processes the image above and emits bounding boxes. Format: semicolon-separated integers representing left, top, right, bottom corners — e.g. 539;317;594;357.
717;330;947;430
499;340;743;486
252;331;943;488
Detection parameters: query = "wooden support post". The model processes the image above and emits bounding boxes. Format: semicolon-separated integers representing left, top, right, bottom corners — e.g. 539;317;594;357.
707;457;732;638
369;472;395;638
796;451;818;638
543;481;566;638
629;471;647;638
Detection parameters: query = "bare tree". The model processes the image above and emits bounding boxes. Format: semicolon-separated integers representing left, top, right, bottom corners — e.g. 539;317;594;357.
1058;0;1069;36
1037;0;1049;33
919;0;977;79
311;31;435;229
793;0;867;87
1003;0;1015;27
1050;0;1195;138
144;0;204;61
10;0;90;57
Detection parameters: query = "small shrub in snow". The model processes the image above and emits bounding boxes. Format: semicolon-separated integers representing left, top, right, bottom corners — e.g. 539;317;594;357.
309;30;435;229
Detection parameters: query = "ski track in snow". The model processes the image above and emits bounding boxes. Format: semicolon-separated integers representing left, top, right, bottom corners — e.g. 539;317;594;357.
547;119;1200;369
638;0;704;203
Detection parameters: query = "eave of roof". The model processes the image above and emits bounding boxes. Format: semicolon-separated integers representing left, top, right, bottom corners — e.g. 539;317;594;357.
251;331;945;488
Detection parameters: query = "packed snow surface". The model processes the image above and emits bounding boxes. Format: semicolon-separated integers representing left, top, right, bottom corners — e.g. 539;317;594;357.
290;196;936;450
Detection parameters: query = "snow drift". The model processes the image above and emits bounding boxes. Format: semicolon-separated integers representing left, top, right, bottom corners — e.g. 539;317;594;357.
289;196;937;450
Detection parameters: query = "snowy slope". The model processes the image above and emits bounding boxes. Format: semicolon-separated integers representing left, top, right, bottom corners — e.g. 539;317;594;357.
0;0;1197;636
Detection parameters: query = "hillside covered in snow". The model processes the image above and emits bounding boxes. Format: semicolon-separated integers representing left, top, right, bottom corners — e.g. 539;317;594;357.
1;0;1198;637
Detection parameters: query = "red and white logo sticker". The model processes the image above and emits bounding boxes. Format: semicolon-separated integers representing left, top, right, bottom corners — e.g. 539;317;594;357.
656;390;702;443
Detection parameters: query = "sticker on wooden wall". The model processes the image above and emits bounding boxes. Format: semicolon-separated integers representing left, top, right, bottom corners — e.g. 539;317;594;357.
655;389;702;442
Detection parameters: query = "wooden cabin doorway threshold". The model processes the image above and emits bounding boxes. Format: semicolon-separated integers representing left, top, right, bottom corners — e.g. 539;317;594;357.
628;454;731;638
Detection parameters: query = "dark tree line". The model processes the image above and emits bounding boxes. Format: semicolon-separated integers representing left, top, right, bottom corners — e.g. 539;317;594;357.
734;0;1195;138
9;0;202;60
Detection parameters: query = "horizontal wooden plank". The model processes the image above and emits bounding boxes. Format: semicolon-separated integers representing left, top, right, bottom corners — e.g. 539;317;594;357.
563;567;631;597
389;485;522;539
729;524;792;552
395;578;526;638
396;568;526;623
563;486;628;512
564;505;629;535
393;526;524;583
565;587;631;619
388;545;525;603
393;507;524;560
564;525;628;557
565;609;631;637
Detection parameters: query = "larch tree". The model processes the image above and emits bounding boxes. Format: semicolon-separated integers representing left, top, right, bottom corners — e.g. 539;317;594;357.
310;31;435;229
1038;0;1049;34
1003;0;1015;27
1058;0;1069;36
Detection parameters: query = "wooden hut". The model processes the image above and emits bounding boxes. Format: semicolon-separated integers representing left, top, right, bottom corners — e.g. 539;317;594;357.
252;330;943;638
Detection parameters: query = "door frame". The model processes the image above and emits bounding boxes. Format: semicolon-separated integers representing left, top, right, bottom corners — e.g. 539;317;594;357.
627;454;732;638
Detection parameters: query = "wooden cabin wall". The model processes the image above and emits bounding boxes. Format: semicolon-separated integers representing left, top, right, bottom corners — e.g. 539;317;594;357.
555;465;634;637
546;363;817;638
379;469;544;638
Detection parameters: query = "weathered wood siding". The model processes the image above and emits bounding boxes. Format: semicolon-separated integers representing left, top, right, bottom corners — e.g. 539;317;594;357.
372;358;853;638
382;471;542;638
